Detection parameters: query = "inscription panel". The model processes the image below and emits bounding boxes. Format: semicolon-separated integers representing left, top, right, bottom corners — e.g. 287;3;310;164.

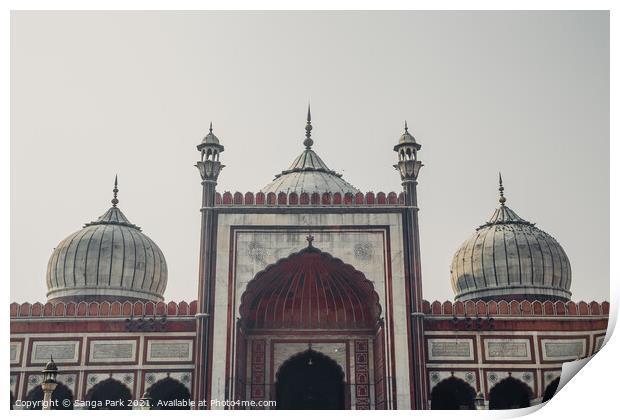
31;341;79;364
10;342;22;364
146;340;193;363
542;339;586;361
89;340;136;363
594;335;605;353
484;338;531;361
427;338;474;361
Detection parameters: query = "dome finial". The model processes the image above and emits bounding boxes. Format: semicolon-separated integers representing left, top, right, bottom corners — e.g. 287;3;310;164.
404;120;409;133
209;121;213;133
498;172;506;206
303;103;314;149
111;175;119;207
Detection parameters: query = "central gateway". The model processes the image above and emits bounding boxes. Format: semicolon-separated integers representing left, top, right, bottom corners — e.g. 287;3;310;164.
194;110;428;409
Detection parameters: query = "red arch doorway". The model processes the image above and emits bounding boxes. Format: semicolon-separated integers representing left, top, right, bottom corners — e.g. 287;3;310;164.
233;243;387;409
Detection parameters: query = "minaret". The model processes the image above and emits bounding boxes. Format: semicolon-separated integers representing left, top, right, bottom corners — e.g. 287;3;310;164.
194;123;224;408
393;121;428;409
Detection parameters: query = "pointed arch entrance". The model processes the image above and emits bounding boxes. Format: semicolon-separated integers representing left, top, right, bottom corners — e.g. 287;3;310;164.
275;350;345;410
234;243;385;409
430;377;476;410
147;377;191;410
488;377;532;409
85;378;132;410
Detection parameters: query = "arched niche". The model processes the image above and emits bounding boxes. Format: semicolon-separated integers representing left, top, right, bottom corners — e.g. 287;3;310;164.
489;376;532;410
235;243;384;410
430;376;476;410
239;245;381;330
275;349;345;410
147;377;191;410
85;378;132;410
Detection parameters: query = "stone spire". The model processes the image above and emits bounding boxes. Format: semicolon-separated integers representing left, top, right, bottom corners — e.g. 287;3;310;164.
304;104;313;149
498;172;506;206
111;175;119;207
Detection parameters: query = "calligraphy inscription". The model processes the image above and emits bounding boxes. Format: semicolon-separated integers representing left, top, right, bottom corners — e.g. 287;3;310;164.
487;341;529;358
148;341;192;361
544;341;584;359
91;342;135;361
33;342;77;362
428;339;472;360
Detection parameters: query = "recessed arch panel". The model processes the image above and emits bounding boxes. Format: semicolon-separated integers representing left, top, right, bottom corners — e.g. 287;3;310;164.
239;246;381;330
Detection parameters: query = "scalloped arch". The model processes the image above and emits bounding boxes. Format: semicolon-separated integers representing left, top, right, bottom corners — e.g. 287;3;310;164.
239;246;381;330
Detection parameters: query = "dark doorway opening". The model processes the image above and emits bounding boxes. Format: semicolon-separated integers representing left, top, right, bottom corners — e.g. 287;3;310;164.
24;383;74;410
148;378;191;410
542;378;560;403
275;350;345;410
431;377;476;409
489;377;531;409
85;378;132;410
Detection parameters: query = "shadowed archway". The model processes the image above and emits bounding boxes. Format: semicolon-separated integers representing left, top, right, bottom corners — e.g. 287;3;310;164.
85;378;132;410
542;377;560;403
489;377;532;409
148;377;191;410
430;377;476;410
275;350;345;410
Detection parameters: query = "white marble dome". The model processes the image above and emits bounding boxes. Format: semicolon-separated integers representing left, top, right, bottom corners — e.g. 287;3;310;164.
261;108;359;195
46;182;167;302
450;182;571;302
261;148;360;195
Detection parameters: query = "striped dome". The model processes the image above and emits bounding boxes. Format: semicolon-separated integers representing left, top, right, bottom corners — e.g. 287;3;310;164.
450;188;571;302
46;186;167;302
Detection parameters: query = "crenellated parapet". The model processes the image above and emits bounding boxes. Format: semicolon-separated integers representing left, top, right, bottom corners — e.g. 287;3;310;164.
215;191;405;206
10;300;198;318
422;299;610;317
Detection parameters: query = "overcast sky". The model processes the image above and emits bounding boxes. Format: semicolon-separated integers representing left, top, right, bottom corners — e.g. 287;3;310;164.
10;11;609;303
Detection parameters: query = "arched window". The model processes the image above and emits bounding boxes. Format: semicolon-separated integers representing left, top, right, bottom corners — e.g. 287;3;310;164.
147;377;191;410
542;377;560;403
489;377;532;409
85;378;132;410
431;377;476;410
24;382;74;410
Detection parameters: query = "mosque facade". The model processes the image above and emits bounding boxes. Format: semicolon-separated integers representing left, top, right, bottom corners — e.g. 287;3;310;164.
10;110;609;410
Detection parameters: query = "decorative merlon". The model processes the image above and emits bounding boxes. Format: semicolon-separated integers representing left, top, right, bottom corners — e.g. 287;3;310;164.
422;299;609;317
10;300;198;318
216;191;405;206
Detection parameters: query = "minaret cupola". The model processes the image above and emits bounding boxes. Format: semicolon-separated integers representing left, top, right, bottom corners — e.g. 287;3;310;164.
196;122;225;182
394;121;423;181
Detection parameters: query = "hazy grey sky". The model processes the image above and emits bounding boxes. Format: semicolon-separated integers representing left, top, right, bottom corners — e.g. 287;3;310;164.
10;11;609;303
